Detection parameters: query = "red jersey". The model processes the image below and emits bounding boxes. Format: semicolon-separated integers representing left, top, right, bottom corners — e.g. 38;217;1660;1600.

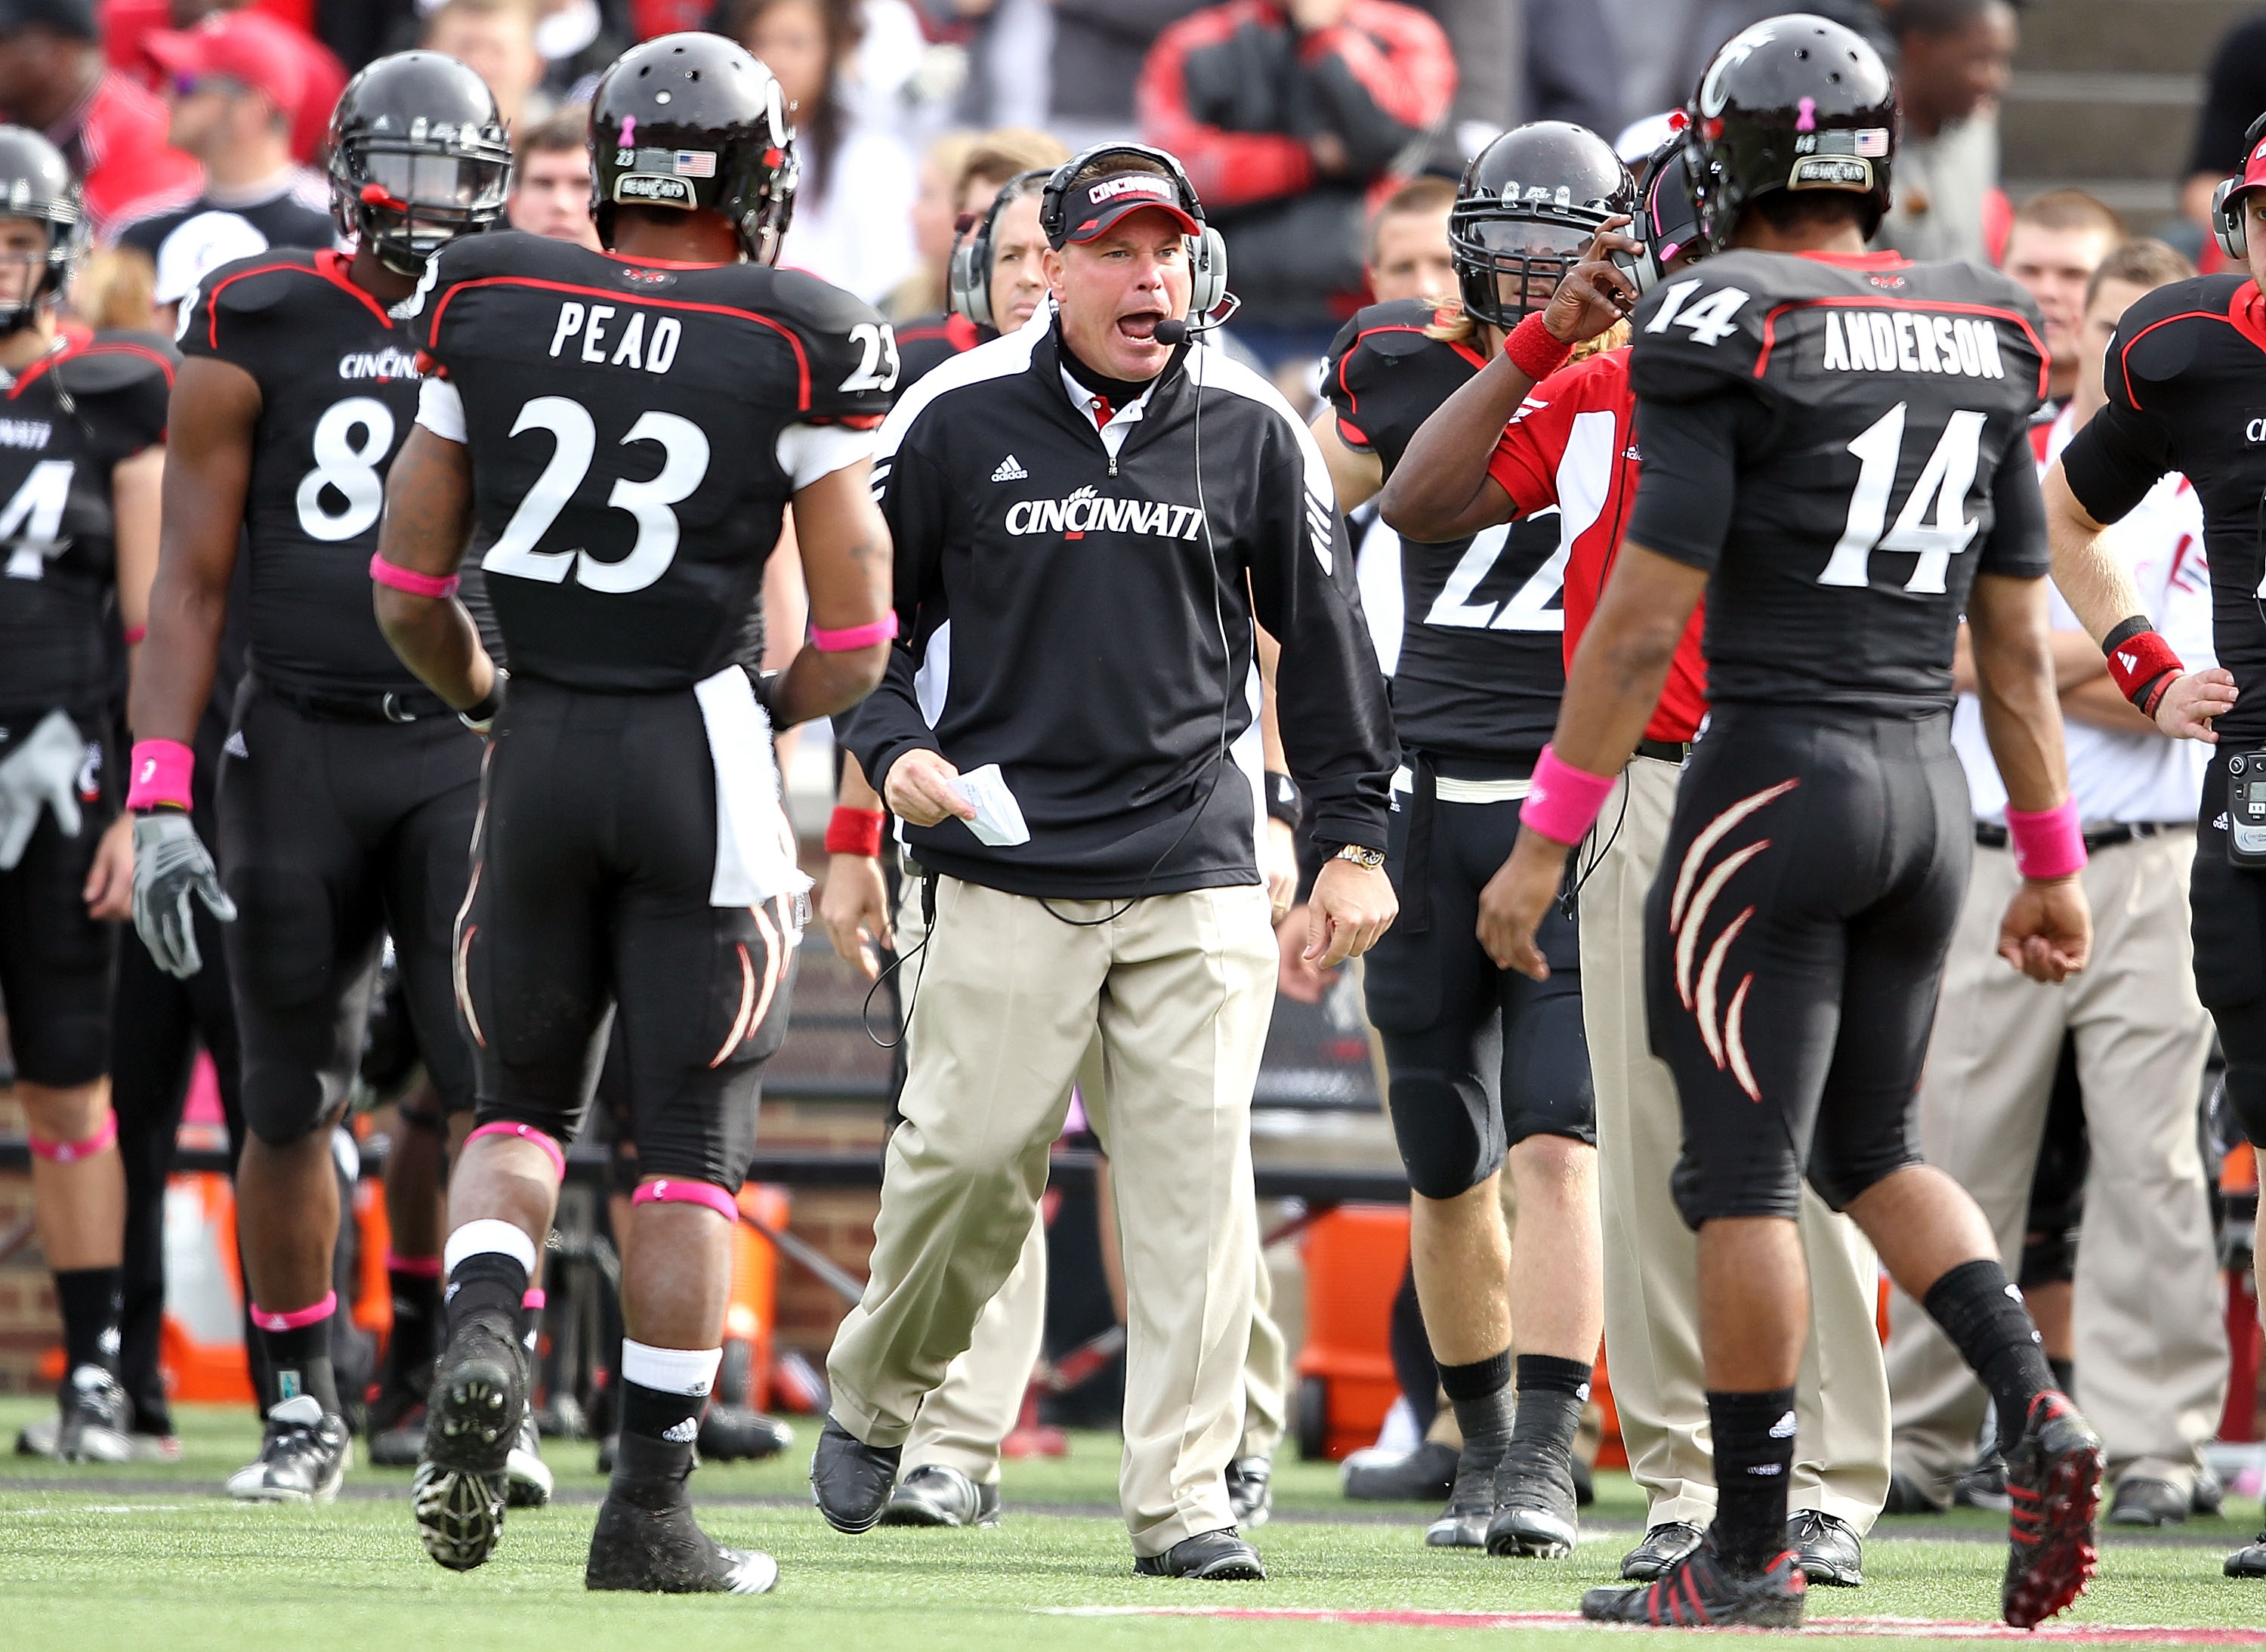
1485;345;1710;743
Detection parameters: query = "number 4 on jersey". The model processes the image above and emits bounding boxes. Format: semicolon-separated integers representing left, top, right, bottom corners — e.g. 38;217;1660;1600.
0;459;71;578
1818;402;1987;594
1644;279;1751;347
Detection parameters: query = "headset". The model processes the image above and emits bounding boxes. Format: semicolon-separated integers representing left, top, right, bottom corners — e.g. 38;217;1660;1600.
1039;141;1230;324
946;168;1052;331
2213;111;2266;262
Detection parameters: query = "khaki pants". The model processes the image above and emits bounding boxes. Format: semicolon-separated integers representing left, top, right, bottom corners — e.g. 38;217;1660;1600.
828;876;1279;1554
1584;755;1891;1532
1885;832;2224;1498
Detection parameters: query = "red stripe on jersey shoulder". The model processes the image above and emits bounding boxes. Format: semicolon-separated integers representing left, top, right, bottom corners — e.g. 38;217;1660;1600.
1332;321;1486;427
2112;288;2266;411
427;275;813;412
1754;295;2050;400
201;252;394;351
8;335;176;400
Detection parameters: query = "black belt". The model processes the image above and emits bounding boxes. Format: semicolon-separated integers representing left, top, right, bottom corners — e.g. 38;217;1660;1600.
1973;820;2182;853
261;678;452;724
1635;738;1693;765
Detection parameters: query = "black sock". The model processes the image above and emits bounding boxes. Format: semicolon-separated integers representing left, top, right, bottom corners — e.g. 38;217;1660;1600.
445;1252;529;1341
1922;1259;2055;1451
1709;1388;1796;1576
2048;1356;2075;1397
1508;1354;1591;1468
1437;1349;1514;1456
614;1381;702;1505
385;1265;442;1376
53;1266;122;1376
256;1314;341;1417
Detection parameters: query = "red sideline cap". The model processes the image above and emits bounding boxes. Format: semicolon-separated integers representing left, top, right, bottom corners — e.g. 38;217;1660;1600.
1061;171;1201;243
144;11;307;123
2234;130;2266;204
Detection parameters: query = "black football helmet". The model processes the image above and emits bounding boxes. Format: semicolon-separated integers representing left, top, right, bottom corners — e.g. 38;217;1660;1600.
327;51;511;276
1449;121;1636;329
589;32;798;264
1686;13;1897;255
0;125;81;335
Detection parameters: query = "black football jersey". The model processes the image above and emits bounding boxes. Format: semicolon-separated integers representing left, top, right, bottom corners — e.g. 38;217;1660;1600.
1326;301;1564;761
178;248;434;697
2060;273;2266;744
0;329;173;712
1625;250;2050;715
407;230;896;693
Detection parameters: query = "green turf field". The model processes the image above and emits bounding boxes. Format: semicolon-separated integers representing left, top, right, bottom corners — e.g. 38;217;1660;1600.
3;1398;2262;1648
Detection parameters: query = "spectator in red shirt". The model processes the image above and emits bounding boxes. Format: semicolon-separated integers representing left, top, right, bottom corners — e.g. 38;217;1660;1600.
101;2;345;163
0;0;203;240
1138;0;1454;362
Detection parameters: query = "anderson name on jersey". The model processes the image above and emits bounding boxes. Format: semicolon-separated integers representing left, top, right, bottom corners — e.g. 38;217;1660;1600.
1625;249;2051;712
0;329;173;715
405;228;894;693
1326;298;1564;762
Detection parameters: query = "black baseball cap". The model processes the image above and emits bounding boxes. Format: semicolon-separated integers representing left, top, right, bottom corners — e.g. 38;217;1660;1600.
0;0;97;41
1060;170;1201;245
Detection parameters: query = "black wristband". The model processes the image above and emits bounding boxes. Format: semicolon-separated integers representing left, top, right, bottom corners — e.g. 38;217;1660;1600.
1264;770;1301;829
458;668;507;733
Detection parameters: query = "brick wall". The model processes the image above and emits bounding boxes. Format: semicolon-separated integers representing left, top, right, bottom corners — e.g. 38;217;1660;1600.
0;1086;45;1394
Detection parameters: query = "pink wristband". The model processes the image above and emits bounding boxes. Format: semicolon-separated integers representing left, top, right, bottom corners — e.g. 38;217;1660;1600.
809;613;897;652
369;552;461;601
2005;800;2086;881
127;737;194;811
1505;310;1575;384
123;624;147;645
1521;743;1617;848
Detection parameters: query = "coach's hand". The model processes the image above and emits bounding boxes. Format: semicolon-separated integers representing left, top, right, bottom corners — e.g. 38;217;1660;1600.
820;851;894;980
1542;216;1644;344
882;749;978;829
1478;829;1569;980
2155;667;2239;741
1307;859;1396;968
131;808;236;978
1996;874;2092;984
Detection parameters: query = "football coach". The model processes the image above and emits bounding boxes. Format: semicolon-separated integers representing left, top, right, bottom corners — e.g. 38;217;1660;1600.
811;143;1398;1579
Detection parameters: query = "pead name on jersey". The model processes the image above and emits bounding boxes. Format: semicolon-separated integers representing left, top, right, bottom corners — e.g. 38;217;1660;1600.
1819;309;2006;380
1005;483;1203;541
548;301;684;374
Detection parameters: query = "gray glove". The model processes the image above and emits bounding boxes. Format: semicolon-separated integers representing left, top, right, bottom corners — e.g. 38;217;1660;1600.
0;709;87;869
132;810;236;978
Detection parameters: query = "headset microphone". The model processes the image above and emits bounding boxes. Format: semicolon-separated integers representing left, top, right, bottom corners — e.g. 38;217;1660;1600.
1153;319;1190;347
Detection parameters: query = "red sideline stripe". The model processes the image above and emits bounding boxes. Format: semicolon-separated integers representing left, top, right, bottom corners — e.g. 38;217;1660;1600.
1042;1607;2266;1642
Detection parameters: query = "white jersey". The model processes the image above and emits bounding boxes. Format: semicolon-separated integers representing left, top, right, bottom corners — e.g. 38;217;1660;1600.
1953;404;2215;826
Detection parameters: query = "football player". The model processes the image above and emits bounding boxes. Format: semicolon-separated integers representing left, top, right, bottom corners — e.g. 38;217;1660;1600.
0;125;171;1466
1311;122;1619;1561
128;51;515;1505
371;32;893;1594
1475;16;2103;1629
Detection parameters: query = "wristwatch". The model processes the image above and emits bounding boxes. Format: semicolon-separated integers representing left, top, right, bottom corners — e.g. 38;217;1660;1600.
1329;842;1386;872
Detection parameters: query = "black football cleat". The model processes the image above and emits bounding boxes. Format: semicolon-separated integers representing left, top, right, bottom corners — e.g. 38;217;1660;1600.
413;1311;525;1571
2225;1531;2266;1579
54;1365;135;1465
1483;1444;1579;1558
505;1406;553;1508
1582;1539;1806;1629
1424;1441;1502;1549
1622;1521;1704;1582
809;1416;901;1534
1132;1528;1265;1580
1341;1438;1458;1503
1226;1455;1273;1530
881;1463;1001;1528
2001;1391;2103;1628
699;1403;793;1462
1788;1509;1863;1587
226;1394;351;1503
585;1493;778;1595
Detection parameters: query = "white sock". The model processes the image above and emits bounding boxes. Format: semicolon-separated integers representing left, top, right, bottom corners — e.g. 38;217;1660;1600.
443;1218;537;1278
622;1339;722;1397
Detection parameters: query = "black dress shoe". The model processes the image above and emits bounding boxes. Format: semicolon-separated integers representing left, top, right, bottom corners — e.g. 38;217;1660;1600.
809;1416;902;1534
1225;1456;1273;1529
1621;1521;1703;1581
1341;1439;1458;1502
880;1463;1001;1528
2107;1476;2187;1528
1133;1529;1265;1580
2226;1532;2266;1579
1788;1508;1863;1587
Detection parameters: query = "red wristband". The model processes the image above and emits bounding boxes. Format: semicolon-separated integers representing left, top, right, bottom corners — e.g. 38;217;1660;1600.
826;805;885;857
2005;799;2086;881
126;737;194;811
1504;311;1574;384
2102;621;2181;717
369;552;461;601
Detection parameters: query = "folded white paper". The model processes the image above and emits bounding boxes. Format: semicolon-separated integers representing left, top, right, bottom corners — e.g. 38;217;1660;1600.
950;763;1030;848
692;665;812;908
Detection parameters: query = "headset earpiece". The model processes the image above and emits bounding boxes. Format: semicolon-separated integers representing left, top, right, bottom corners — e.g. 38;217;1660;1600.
2217;177;2248;264
1188;225;1228;318
947;218;993;329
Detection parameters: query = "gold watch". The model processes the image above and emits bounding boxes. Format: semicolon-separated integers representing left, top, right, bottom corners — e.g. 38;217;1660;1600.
1331;843;1386;871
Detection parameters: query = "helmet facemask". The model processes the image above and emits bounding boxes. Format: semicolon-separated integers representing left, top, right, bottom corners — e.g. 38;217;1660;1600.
332;124;511;276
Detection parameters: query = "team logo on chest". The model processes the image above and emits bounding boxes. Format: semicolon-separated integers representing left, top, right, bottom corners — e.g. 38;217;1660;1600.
1003;483;1203;542
1669;778;1800;1103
